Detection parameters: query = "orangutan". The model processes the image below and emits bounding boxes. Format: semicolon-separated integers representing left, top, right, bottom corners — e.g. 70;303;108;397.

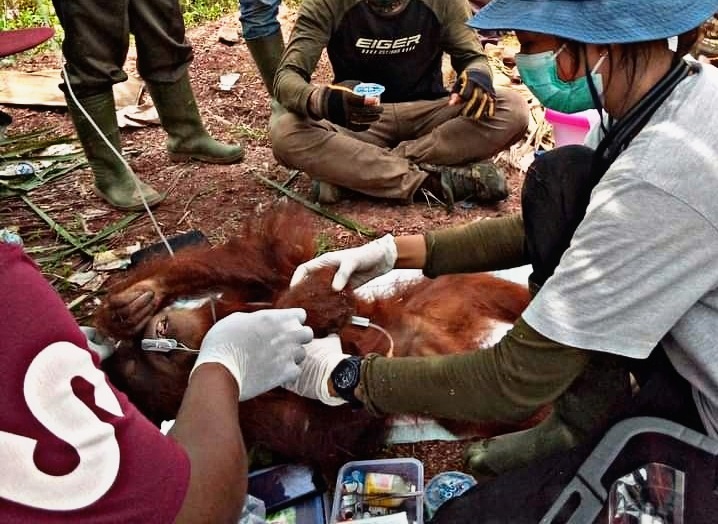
94;202;539;471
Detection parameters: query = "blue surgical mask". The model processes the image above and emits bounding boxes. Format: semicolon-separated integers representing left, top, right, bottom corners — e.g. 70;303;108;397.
516;44;606;114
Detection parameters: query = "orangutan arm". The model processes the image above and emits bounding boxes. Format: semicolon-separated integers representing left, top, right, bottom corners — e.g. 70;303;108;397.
170;363;247;524
94;244;259;340
358;317;588;423
110;246;243;306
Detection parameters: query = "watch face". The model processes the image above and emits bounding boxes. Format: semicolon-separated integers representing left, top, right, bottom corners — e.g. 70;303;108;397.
332;357;362;403
335;361;359;388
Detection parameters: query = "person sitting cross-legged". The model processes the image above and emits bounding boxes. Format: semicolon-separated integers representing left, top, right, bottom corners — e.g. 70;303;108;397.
270;0;529;208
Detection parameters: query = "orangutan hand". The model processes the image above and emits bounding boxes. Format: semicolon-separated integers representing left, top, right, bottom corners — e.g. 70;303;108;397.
106;280;161;334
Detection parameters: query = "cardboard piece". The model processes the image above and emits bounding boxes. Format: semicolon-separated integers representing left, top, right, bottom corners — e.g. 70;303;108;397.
0;69;146;110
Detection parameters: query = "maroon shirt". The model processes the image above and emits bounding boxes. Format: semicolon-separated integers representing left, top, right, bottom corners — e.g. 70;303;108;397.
0;244;190;523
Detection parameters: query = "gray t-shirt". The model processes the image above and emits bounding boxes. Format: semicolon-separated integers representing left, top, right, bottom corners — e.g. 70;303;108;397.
523;63;718;436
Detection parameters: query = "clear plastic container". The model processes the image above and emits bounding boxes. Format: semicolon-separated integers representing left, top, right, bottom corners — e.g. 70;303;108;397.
330;458;424;523
608;462;685;523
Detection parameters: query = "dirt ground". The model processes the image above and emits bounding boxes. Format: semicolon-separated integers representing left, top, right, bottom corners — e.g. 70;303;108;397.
1;12;539;480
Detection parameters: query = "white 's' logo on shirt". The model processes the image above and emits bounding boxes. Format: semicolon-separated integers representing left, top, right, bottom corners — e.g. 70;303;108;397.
0;342;123;510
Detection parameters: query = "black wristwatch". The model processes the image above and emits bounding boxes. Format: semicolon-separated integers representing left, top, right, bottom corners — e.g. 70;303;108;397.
330;356;363;407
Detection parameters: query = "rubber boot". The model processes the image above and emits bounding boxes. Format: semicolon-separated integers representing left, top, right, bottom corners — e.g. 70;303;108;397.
245;31;288;130
246;31;285;94
464;352;632;480
65;91;165;211
146;73;245;164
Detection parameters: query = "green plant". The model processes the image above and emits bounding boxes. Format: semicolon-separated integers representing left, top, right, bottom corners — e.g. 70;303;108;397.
2;0;55;28
233;123;267;141
1;0;238;34
180;0;237;28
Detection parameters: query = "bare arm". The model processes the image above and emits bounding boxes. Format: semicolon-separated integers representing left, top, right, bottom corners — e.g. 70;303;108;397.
394;234;427;269
170;308;311;522
170;364;247;524
394;215;527;275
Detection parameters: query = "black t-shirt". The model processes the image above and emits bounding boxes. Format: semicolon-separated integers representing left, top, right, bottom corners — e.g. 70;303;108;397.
276;0;491;114
328;1;444;102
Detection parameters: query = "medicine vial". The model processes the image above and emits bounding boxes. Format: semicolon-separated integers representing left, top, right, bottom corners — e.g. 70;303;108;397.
363;472;416;508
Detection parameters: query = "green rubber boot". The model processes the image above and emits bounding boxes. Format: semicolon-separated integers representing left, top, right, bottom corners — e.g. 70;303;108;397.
246;31;288;130
146;73;245;164
65;91;165;211
464;352;632;480
246;31;285;94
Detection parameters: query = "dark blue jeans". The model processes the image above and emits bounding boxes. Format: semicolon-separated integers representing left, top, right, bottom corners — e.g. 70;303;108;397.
239;0;282;40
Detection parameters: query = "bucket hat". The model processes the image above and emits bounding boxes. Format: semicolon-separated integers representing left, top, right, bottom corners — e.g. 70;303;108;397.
0;27;54;58
468;0;718;44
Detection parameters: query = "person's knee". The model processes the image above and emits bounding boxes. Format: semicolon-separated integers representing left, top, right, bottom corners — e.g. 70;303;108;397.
522;145;594;216
269;114;291;156
496;87;530;143
269;112;307;160
521;145;597;286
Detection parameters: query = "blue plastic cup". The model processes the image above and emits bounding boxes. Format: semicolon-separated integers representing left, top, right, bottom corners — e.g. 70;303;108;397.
353;82;386;103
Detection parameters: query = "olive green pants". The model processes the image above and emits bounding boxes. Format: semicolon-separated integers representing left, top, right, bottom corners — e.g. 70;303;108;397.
52;0;194;97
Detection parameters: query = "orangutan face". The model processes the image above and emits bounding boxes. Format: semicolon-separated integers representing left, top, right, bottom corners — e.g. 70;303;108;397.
101;339;197;425
143;304;212;351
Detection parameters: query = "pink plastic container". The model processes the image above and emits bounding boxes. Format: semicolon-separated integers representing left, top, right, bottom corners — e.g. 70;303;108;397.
544;108;600;147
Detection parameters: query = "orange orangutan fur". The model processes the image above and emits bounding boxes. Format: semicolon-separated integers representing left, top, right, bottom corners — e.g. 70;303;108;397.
96;202;540;471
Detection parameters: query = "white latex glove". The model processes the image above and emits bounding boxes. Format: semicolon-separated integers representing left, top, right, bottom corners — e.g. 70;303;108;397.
79;326;116;361
191;309;313;401
283;334;350;406
290;234;397;292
